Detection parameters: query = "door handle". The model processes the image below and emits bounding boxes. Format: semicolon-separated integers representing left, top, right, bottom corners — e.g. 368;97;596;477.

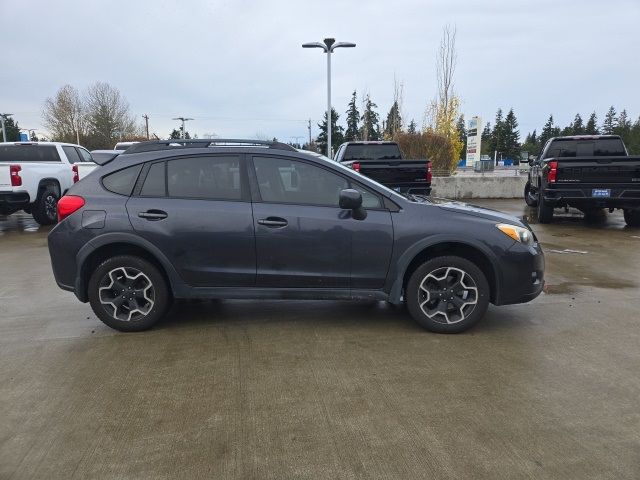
138;210;168;220
257;217;288;228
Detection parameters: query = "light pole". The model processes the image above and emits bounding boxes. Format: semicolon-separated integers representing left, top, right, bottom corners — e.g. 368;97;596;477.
172;117;193;139
0;113;13;142
302;38;355;158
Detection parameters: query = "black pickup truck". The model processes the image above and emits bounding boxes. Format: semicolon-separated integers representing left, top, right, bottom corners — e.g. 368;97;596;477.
334;141;432;194
524;135;640;226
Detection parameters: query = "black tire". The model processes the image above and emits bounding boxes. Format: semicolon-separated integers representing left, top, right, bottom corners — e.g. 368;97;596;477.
88;255;170;332
624;209;640;227
32;185;59;225
524;181;538;207
537;190;554;224
406;256;490;333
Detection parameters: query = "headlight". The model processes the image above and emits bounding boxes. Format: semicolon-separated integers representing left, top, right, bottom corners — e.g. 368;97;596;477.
496;223;534;246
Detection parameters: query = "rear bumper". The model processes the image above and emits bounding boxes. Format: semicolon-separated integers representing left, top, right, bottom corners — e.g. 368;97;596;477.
494;241;545;306
543;185;640;209
0;191;30;209
389;183;432;194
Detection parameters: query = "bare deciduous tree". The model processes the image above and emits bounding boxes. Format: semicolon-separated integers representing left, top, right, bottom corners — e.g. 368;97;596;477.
85;82;139;149
42;85;85;144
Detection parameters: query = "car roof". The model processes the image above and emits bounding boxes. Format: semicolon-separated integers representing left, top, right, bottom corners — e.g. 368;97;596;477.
5;141;86;148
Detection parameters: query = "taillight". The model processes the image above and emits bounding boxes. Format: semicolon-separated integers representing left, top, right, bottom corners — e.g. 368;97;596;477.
352;162;361;173
10;165;22;186
72;165;79;183
426;162;433;183
547;161;558;183
57;195;85;222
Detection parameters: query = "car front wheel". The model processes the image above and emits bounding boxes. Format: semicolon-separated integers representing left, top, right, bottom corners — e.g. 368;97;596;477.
406;256;490;333
624;209;640;227
88;255;170;332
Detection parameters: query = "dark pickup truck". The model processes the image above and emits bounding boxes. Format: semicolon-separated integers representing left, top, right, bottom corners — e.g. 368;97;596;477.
524;135;640;226
334;141;432;194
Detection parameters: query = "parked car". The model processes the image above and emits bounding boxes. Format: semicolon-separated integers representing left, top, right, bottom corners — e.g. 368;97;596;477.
114;141;139;151
334;141;432;194
524;135;640;226
48;139;544;333
0;142;97;224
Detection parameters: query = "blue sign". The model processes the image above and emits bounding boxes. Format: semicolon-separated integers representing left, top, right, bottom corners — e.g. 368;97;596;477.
19;132;29;141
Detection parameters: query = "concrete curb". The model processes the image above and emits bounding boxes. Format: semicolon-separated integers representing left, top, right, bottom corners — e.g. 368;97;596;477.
431;175;527;199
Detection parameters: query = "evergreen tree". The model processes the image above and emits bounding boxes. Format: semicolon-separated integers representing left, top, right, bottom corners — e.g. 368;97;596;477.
407;119;417;134
522;129;538;156
585;112;599;135
615;109;632;143
317;107;344;156
539;115;560;148
383;101;402;139
503;108;521;162
627;116;640;155
344;91;360;142
481;122;492;155
169;127;191;139
571;113;585;135
489;109;505;156
0;116;21;141
360;94;380;141
602;106;617;134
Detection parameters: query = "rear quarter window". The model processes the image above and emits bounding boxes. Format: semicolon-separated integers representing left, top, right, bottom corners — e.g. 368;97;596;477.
102;164;143;196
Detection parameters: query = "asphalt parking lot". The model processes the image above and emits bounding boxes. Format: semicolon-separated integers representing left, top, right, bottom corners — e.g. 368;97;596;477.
1;200;639;479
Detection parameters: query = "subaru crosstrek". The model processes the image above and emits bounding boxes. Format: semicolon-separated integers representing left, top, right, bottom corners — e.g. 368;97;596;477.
48;139;544;333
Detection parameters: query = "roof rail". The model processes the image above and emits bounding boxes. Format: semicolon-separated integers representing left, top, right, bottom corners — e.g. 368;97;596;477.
123;139;297;154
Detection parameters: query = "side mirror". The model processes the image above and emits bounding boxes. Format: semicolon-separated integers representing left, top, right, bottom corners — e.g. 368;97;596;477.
339;189;367;220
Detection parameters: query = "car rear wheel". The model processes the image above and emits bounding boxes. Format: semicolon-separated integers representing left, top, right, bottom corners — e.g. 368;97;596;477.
524;182;538;207
623;209;640;227
32;185;59;225
537;191;554;223
88;255;169;332
406;256;490;333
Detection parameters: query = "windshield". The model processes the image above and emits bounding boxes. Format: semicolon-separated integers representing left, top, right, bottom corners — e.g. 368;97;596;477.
343;144;402;161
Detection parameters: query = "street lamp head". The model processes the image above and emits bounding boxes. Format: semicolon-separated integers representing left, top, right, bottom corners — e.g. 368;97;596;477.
302;42;327;51
323;38;336;50
332;41;356;51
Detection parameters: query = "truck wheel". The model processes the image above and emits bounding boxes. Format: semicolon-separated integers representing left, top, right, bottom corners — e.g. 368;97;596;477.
537;193;554;223
524;182;538;207
406;256;490;334
32;185;59;225
88;255;170;332
623;209;640;227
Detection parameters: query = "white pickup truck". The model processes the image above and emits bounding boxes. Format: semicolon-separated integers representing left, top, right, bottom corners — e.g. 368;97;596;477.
0;142;98;225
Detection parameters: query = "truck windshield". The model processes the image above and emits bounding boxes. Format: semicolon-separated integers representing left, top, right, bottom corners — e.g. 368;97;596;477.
0;144;61;162
343;144;402;161
544;138;626;158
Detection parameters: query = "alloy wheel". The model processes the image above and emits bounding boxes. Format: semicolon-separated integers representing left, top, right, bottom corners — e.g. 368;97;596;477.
417;267;478;324
98;267;155;322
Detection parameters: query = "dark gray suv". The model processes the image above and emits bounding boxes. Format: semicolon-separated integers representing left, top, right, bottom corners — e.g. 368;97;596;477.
48;139;544;333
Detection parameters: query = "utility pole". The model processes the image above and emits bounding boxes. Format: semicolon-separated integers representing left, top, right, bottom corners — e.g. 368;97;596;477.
308;119;312;147
142;114;150;140
172;117;193;139
0;113;13;142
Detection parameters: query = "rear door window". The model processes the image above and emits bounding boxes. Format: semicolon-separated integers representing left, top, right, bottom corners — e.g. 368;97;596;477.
62;146;82;164
167;156;242;200
140;162;166;197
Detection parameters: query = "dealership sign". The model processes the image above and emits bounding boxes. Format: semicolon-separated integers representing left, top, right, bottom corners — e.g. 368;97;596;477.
466;116;482;168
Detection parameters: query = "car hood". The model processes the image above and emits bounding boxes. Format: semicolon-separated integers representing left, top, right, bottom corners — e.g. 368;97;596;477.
432;198;527;227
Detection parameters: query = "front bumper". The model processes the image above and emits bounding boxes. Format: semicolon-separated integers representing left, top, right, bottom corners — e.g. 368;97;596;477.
494;241;545;306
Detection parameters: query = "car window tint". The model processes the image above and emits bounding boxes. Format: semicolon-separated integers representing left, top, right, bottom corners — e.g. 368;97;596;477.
351;183;383;209
62;146;82;164
102;165;143;196
0;144;61;162
254;156;348;206
78;148;94;163
167;156;241;200
140;162;166;197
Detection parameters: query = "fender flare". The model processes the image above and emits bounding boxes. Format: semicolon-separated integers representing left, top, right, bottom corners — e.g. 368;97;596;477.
74;232;185;301
387;234;502;304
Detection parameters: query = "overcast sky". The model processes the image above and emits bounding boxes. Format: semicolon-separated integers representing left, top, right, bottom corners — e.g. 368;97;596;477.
2;0;639;142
